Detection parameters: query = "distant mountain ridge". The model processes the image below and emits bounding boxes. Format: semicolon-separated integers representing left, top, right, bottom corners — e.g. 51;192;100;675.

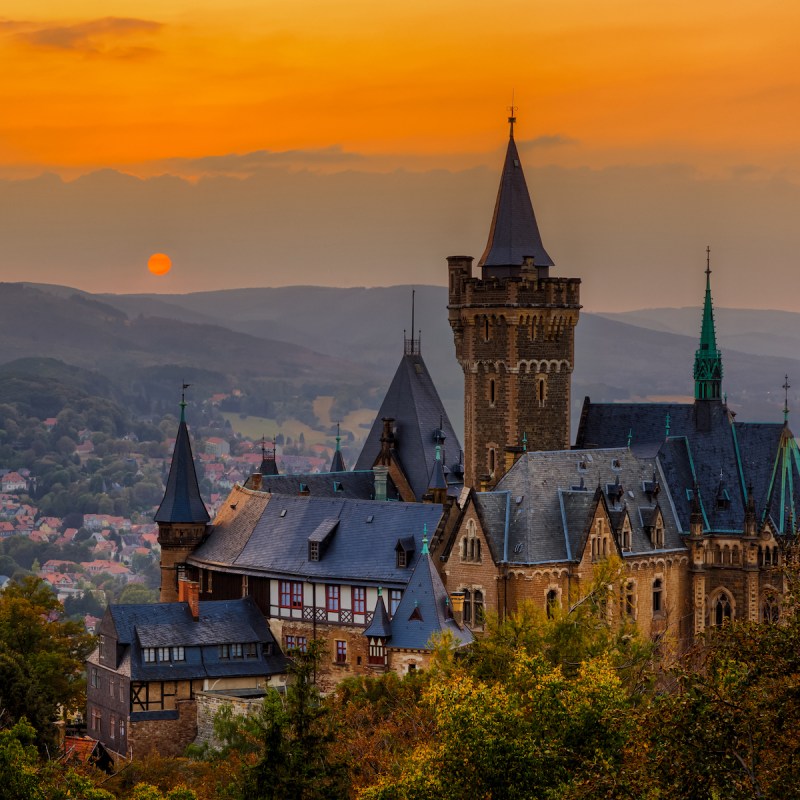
11;283;800;437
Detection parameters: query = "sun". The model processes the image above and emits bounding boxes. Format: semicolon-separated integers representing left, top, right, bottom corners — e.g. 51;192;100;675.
148;253;172;276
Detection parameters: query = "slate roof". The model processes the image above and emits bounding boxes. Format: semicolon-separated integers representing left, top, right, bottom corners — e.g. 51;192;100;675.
576;398;800;534
260;470;399;500
364;592;392;638
155;418;209;524
190;492;445;587
477;129;554;273
353;349;463;501
104;597;286;681
479;448;683;565
385;549;473;651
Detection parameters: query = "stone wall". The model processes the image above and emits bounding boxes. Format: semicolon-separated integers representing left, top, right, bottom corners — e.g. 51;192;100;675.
195;691;265;750
128;699;197;758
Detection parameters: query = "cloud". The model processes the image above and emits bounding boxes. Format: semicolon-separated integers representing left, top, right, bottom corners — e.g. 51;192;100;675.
518;134;579;149
5;17;162;58
161;146;366;176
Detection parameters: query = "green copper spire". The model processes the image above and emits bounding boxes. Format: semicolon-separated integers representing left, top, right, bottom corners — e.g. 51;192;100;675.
421;524;429;555
694;247;723;401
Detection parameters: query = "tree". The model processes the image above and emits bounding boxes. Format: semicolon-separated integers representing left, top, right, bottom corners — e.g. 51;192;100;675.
207;640;348;800
0;577;94;750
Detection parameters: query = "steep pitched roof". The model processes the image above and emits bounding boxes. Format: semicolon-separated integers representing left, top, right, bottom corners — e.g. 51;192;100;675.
190;493;445;587
154;414;209;524
387;543;473;651
482;448;683;565
261;470;399;500
104;597;286;680
477;126;554;274
353;349;463;501
577;399;800;535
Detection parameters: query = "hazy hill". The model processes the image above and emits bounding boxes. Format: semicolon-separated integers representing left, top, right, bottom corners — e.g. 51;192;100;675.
9;283;800;438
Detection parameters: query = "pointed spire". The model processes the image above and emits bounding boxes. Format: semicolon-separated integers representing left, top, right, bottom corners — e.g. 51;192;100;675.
694;247;724;401
478;113;554;276
428;445;447;493
155;391;209;524
421;523;429;555
783;375;791;426
330;422;346;472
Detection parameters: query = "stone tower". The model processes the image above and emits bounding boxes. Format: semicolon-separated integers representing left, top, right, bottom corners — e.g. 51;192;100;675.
155;394;210;602
448;115;581;489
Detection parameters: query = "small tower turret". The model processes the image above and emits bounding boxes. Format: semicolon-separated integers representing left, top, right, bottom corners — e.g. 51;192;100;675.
330;423;346;472
156;388;210;602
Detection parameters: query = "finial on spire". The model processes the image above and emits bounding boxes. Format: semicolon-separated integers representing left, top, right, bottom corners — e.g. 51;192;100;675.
335;422;341;451
404;289;420;355
706;245;711;278
260;435;267;458
627;428;633;449
180;382;191;422
421;523;429;555
508;90;517;139
784;375;791;424
665;412;671;438
522;431;527;452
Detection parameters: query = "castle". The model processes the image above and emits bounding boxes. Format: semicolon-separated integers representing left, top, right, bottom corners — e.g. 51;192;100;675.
87;115;800;757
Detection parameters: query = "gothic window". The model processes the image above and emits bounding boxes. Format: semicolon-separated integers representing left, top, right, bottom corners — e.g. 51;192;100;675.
490;379;496;406
652;578;663;615
546;589;559;619
713;591;733;626
461;537;468;560
762;594;780;623
621;524;631;551
538;376;547;407
489;448;496;475
484;317;490;342
655;524;664;548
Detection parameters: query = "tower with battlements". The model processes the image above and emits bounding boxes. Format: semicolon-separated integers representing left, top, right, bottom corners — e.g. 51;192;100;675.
448;115;581;489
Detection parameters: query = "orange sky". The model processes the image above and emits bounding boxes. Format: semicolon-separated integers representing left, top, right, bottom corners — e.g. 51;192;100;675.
2;0;799;177
2;1;800;309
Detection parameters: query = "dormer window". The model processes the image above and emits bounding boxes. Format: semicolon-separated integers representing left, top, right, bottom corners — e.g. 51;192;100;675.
308;517;338;562
395;535;415;568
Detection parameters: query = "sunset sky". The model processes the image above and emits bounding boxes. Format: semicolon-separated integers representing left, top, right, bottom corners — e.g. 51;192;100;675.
1;1;799;309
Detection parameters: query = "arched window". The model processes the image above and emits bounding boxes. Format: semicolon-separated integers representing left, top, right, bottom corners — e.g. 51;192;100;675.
546;589;559;619
462;589;472;624
714;591;732;626
489;379;496;405
475;539;481;561
652;578;663;614
538;376;546;407
461;537;468;560
773;547;779;566
762;594;780;623
469;538;476;560
489;449;495;474
484;317;490;342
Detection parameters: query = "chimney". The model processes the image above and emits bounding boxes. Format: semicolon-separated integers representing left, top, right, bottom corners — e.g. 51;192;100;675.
249;472;263;491
373;466;389;502
177;577;188;603
185;580;200;621
449;591;465;628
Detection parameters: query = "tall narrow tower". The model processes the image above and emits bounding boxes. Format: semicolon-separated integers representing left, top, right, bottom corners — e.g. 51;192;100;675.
155;392;210;601
448;114;581;489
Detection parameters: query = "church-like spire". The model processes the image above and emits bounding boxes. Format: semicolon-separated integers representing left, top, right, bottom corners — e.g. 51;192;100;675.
155;392;210;524
477;112;554;277
259;436;280;476
330;422;346;472
693;247;723;401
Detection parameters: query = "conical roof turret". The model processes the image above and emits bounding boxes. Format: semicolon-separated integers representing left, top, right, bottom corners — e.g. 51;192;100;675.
478;115;554;277
155;396;210;524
